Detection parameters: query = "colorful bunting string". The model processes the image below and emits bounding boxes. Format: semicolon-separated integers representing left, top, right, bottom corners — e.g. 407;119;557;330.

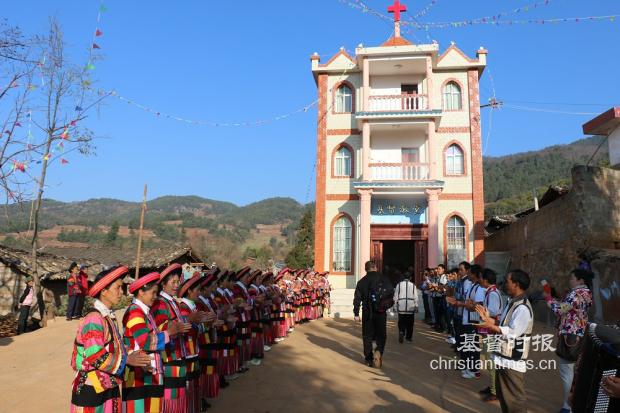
413;14;619;29
111;90;318;127
411;0;438;19
338;0;618;30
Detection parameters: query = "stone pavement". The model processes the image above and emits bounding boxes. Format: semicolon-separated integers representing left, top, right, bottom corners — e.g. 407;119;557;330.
0;316;563;413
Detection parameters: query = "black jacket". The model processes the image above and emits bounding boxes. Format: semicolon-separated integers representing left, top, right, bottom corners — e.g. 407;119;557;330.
353;271;393;317
19;286;32;304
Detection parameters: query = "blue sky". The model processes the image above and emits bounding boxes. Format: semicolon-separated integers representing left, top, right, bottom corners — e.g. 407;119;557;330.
2;0;618;205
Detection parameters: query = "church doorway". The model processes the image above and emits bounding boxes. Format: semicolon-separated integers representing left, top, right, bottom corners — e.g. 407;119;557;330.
382;240;414;286
370;224;428;285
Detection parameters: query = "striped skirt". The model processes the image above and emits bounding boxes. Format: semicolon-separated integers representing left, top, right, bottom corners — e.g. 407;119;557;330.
71;386;121;413
186;358;201;413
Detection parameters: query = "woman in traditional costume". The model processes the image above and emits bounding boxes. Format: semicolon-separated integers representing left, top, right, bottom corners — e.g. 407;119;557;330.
213;271;239;384
195;271;224;405
151;264;193;413
178;273;213;413
230;268;253;371
70;266;151;413
122;271;189;413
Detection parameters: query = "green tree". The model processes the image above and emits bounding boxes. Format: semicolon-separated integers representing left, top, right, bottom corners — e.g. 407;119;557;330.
285;207;314;269
106;221;119;245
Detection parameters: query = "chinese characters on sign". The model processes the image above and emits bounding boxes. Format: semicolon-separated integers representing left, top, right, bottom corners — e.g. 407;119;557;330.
456;333;556;353
376;202;423;215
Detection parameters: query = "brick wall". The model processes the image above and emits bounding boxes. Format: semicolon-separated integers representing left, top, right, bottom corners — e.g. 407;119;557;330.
314;74;328;271
485;166;620;322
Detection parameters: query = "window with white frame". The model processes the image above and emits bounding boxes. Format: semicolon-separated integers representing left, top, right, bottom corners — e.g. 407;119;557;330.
333;216;352;272
446;215;466;250
335;84;353;113
445;144;464;175
334;146;352;177
442;81;462;110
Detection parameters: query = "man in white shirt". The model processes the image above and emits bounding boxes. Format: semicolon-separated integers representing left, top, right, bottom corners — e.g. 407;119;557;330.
448;264;486;378
478;268;504;402
475;270;533;413
393;274;419;343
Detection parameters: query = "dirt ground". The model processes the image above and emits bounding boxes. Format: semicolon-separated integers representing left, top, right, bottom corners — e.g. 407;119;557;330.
0;316;563;413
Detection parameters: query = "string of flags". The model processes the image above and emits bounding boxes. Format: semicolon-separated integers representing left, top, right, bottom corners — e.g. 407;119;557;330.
339;0;618;29
111;91;318;127
412;0;438;19
415;14;618;29
85;2;107;74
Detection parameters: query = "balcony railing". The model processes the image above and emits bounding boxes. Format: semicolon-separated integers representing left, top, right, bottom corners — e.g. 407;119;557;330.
367;94;429;112
370;162;430;181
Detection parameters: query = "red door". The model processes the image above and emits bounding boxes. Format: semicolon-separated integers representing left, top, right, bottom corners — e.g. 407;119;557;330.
371;241;383;274
401;84;418;110
414;240;427;285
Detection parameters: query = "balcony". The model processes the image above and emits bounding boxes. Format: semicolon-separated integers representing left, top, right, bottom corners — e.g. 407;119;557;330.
368;94;429;112
356;93;441;124
370;162;430;181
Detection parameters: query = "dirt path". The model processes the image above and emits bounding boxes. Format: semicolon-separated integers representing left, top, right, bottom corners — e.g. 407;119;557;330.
0;316;562;413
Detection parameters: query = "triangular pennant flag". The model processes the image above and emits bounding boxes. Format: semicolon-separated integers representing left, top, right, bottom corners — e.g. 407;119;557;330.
99;4;108;13
14;122;21;127
86;62;95;70
61;158;69;165
70;120;77;126
43;154;50;161
75;106;83;112
95;29;103;37
61;130;68;139
92;43;101;49
28;84;37;91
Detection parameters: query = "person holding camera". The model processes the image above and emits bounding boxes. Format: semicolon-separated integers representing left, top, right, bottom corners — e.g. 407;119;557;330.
543;269;594;413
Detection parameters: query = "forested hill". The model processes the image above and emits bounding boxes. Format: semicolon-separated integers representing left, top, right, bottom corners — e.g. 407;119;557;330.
483;136;609;217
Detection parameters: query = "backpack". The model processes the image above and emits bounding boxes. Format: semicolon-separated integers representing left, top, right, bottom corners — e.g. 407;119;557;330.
369;276;394;313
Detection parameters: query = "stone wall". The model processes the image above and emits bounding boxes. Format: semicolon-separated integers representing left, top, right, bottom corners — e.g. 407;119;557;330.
0;264;23;315
485;166;620;322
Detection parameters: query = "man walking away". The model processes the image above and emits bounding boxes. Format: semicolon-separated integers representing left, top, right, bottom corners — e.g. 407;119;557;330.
394;273;418;343
353;261;394;368
17;278;34;335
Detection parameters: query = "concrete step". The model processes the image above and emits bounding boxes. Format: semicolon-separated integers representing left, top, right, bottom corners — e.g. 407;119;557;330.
329;288;355;318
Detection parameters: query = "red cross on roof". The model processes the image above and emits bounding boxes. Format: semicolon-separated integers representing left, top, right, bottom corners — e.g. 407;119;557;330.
388;0;407;23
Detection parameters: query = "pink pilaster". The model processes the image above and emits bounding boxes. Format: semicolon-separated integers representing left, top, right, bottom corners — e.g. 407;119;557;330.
426;188;441;266
363;58;370;111
362;121;371;180
359;188;372;270
427;120;437;179
425;56;434;110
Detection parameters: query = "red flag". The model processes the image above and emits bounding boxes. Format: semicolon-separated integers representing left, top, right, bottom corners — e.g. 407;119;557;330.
70;120;77;126
95;29;103;37
61;158;69;165
14;122;21;127
92;43;101;49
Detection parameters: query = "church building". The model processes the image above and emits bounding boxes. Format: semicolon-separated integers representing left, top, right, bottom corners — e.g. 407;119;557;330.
312;1;487;289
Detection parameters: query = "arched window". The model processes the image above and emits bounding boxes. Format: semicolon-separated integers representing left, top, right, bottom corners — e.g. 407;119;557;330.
334;146;352;177
335;84;353;113
446;215;466;250
445;144;464;175
442;81;462;110
333;216;352;272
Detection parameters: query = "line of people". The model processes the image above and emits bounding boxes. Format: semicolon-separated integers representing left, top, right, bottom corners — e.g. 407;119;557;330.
421;262;537;413
69;264;331;413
